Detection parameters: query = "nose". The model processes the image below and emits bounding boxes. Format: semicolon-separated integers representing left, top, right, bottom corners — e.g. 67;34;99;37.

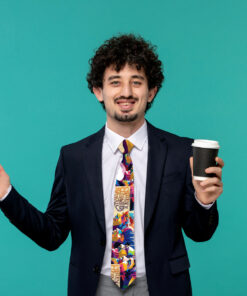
120;83;133;97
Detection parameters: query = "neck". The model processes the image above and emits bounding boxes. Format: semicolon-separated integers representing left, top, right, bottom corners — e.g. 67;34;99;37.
106;117;145;138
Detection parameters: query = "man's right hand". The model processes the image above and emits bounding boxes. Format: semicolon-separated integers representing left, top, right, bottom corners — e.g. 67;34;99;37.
0;164;11;199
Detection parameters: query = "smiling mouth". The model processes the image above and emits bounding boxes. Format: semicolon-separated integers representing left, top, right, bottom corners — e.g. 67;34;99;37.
116;99;136;111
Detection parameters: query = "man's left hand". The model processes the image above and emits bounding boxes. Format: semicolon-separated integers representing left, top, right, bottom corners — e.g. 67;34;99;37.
189;156;224;205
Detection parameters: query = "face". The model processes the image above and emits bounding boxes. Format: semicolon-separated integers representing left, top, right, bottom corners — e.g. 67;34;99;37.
93;63;157;126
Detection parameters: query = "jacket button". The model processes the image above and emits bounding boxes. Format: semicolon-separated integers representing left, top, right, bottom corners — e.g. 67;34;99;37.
93;265;100;274
100;239;106;246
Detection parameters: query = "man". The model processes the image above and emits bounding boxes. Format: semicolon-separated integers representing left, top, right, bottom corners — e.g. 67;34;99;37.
0;34;224;296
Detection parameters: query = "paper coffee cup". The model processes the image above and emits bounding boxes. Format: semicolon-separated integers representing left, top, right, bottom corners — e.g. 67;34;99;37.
192;139;220;180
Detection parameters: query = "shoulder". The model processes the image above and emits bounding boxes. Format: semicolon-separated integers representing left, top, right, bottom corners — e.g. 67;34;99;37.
147;120;194;155
60;125;105;156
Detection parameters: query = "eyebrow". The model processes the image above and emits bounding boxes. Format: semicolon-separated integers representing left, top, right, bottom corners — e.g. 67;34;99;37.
108;75;121;81
107;75;145;81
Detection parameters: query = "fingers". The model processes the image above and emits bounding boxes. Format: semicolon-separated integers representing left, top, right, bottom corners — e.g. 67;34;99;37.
200;185;223;194
216;157;224;168
205;157;224;179
189;157;193;176
200;177;222;187
0;164;7;174
205;166;222;180
200;177;223;195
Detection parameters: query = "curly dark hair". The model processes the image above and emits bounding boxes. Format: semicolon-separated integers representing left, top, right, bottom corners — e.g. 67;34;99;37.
87;34;164;112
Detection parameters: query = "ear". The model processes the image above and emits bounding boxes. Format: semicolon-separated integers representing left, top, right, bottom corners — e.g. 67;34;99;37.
93;87;104;103
147;86;158;103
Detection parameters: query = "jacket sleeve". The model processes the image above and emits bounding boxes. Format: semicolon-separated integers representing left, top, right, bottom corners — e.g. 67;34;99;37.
0;147;70;251
181;149;219;242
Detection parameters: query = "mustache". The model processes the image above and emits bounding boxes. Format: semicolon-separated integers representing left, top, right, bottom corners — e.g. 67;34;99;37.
114;96;138;103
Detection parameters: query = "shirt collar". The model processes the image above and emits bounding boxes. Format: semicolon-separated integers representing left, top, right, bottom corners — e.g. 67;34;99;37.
104;120;148;154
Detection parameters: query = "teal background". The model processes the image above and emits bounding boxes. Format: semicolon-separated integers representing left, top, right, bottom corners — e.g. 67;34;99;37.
0;0;246;295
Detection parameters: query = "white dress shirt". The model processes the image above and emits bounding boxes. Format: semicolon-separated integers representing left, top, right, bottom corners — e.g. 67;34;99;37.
101;120;149;277
0;120;213;278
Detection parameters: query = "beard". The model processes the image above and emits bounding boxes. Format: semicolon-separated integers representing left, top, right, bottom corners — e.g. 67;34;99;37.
114;112;138;122
113;95;140;122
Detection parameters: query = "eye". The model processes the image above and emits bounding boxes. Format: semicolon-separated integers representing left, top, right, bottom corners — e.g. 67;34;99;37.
133;81;142;85
110;81;120;86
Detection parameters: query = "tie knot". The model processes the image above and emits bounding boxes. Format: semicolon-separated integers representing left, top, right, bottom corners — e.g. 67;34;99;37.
118;139;134;154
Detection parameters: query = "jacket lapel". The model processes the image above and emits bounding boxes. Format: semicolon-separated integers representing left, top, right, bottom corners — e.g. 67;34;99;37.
83;125;106;235
144;121;168;233
82;121;168;236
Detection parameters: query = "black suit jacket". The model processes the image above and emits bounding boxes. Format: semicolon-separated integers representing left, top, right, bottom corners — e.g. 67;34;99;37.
0;121;218;296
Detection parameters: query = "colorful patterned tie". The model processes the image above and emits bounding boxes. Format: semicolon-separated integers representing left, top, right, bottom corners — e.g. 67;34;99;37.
111;139;136;290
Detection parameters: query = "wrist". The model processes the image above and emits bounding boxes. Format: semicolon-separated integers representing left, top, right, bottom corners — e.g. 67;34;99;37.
0;184;11;200
195;192;214;206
